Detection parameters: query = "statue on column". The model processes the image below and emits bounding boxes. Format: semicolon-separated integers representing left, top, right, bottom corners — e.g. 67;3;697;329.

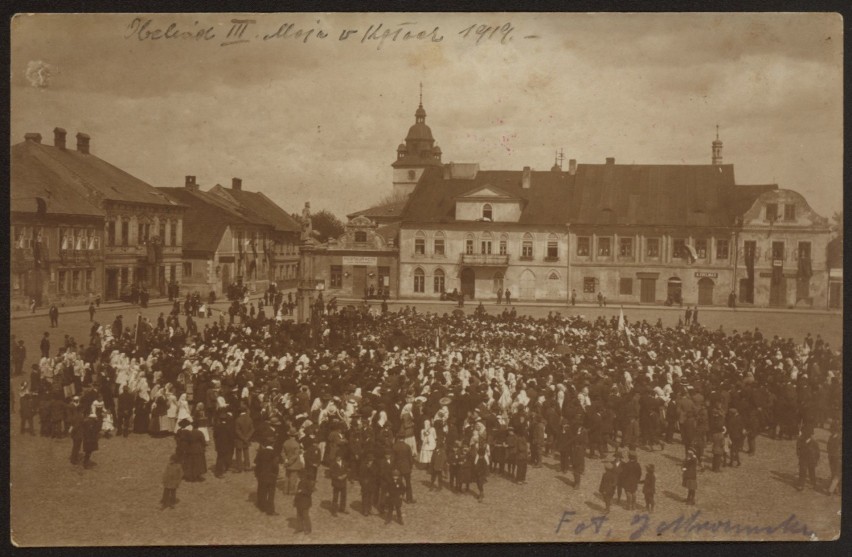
301;202;313;243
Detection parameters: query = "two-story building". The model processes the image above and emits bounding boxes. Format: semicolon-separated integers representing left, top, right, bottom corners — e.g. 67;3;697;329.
11;129;186;304
399;163;572;301
736;189;831;308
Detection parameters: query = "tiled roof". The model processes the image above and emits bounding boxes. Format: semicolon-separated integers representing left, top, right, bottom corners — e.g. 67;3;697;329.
158;187;257;254
348;200;409;220
569;163;774;227
207;185;301;233
401;166;574;225
375;222;400;244
11;141;104;217
11;139;180;209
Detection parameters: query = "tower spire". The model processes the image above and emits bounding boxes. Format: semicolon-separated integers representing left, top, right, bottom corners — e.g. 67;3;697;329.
712;124;723;165
419;82;423;106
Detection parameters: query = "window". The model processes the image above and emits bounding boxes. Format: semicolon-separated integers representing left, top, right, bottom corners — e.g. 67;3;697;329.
170;265;176;282
86;270;94;291
434;233;445;255
465;236;475;255
543;234;558;260
695;238;707;259
58;271;67;293
499;236;507;255
331;265;343;287
107;222;116;246
784;204;796;221
482;204;493;221
121;268;129;287
598;237;611;257
72;270;81;292
183;262;192;277
121;220;129;246
673;239;686;259
378;266;390;288
413;268;425;293
159;221;166;241
522;233;534;259
798;241;811;260
716;239;730;259
772;241;785;260
414;236;425;255
577;237;590;256
583;277;596;293
408;170;416;180
170;221;177;246
646;238;660;257
434;268;445;293
619;278;633;295
354;231;367;243
744;240;757;261
481;238;492;255
493;272;504;292
765;203;778;222
619;237;633;257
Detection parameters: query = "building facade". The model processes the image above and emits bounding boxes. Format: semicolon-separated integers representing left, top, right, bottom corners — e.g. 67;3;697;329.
11;129;186;305
312;216;399;299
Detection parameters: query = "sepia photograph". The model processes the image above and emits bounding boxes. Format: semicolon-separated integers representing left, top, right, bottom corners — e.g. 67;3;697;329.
8;12;843;545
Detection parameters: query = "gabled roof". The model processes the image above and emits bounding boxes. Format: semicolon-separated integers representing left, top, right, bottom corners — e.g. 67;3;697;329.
11;139;180;210
347;200;409;220
375;222;400;244
207;185;301;233
569;163;775;228
454;183;521;201
11;141;104;217
158;187;259;254
402;166;574;225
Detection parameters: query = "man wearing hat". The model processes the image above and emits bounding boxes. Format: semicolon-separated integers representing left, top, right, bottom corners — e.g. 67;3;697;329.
19;382;36;436
392;434;415;503
621;451;642;510
384;469;405;525
234;405;255;473
254;437;280;515
599;462;617;512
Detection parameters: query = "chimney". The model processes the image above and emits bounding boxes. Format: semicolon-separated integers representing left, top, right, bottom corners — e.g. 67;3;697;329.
232;177;242;191
54;127;67;149
522;166;531;189
606;157;615;165
76;132;90;154
24;132;42;143
185;176;199;191
568;159;577;175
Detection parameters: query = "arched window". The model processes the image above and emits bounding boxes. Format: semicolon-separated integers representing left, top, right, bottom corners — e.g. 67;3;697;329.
414;231;426;255
522;233;534;259
499;233;509;255
480;231;493;255
547;233;559;260
433;268;445;293
482;203;493;221
548;271;560;280
413;267;425;293
493;271;504;292
433;231;445;255
465;234;475;255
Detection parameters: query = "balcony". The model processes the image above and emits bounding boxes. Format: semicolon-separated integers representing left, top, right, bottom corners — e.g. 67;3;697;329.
461;253;509;267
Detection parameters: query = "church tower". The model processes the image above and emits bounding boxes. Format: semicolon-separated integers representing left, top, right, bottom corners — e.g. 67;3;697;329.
711;124;723;165
392;84;442;197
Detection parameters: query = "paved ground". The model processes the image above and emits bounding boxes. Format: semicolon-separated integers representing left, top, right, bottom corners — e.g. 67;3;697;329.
9;301;842;545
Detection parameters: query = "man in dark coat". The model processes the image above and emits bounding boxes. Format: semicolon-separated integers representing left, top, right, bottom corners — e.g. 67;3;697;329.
726;408;744;466
19;384;36;435
40;332;50;359
12;340;26;376
294;478;314;534
49;304;59;327
392;436;415;503
81;410;100;468
234;406;255;472
377;449;395;514
116;386;134;437
572;425;588;488
330;453;349;516
213;408;236;477
254;439;280;515
621;452;643;510
796;429;820;491
359;451;379;516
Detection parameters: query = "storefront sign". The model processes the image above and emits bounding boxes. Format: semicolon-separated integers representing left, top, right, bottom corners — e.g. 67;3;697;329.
694;271;718;278
342;256;377;266
772;259;783;267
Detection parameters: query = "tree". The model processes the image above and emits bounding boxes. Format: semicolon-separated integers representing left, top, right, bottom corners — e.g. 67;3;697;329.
373;190;410;207
310;209;345;243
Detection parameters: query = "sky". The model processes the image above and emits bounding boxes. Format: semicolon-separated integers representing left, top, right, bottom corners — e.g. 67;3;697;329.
10;12;844;219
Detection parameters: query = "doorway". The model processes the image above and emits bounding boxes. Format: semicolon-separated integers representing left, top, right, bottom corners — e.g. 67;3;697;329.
353;266;367;297
106;269;119;300
520;269;535;300
698;277;715;305
640;278;656;303
769;276;787;307
666;277;682;304
461;267;475;299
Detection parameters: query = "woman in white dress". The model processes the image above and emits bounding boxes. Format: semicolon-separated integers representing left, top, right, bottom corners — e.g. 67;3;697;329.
419;419;437;465
176;392;192;424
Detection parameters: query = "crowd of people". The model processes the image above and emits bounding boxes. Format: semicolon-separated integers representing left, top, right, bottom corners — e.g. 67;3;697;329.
12;296;842;530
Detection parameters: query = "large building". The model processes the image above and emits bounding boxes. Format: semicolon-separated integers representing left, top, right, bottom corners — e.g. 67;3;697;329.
385;100;833;308
11;129;186;306
159;177;300;297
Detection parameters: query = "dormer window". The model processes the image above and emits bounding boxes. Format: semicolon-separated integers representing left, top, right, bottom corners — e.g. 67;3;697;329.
482;203;493;221
408;170;416;180
784;204;796;221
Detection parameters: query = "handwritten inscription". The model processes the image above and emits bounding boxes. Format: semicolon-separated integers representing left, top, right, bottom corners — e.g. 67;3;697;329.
123;18;534;49
556;510;815;540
